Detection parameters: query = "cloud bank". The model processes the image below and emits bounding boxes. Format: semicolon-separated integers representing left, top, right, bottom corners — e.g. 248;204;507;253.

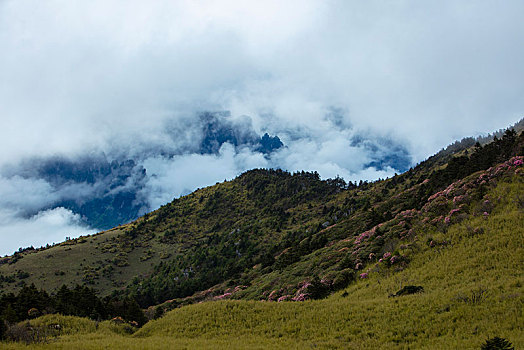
1;0;523;254
0;207;96;255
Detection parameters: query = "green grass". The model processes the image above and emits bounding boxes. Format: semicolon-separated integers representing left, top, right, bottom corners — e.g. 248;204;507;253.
4;180;522;349
0;225;190;296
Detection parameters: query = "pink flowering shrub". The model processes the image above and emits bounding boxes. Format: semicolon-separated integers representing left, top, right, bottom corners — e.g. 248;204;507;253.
431;215;444;225
214;292;232;300
292;293;308;302
354;226;377;245
291;281;320;301
449;208;460;216
383;252;392;260
423;195;451;215
268;290;279;301
359;273;368;279
229;285;247;294
453;195;468;204
277;295;291;302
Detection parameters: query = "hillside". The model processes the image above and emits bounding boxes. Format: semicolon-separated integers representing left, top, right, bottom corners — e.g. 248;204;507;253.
1;129;521;302
0;127;523;348
2;175;523;348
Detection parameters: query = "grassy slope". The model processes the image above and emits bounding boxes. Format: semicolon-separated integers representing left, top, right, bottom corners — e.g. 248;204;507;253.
0;226;171;295
0;172;338;297
4;177;522;349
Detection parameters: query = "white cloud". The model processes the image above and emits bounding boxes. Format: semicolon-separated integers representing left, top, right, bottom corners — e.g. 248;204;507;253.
0;176;57;213
140;143;268;209
0;207;96;256
1;0;522;164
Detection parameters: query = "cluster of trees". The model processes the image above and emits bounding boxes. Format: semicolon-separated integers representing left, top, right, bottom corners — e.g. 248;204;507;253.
240;169;346;209
423;129;522;199
385;129;523;213
127;228;262;307
0;284;146;340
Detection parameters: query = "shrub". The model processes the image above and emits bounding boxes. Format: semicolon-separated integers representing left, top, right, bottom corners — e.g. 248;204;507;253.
392;285;424;297
5;321;48;344
455;287;487;305
480;336;514;350
0;319;6;340
306;276;331;300
98;320;136;335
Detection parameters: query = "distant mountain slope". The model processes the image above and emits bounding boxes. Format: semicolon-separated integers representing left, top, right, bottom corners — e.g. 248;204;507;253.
1;128;521;313
0;111;449;239
0;113;284;231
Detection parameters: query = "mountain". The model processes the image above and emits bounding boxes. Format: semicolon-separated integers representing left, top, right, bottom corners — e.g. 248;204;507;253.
0;125;522;348
0;112;284;231
0;110;428;238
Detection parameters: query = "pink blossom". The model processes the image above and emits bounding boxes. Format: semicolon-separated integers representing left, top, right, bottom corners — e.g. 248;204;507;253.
449;208;460;216
428;191;444;202
277;295;291;302
431;216;444;225
299;282;312;291
383;252;392;259
320;279;331;286
390;256;399;264
234;285;247;292
378;258;383;263
214;292;232;300
453;195;467;204
514;159;523;166
483;212;489;216
399;209;417;219
268;290;278;301
444;216;451;224
292;293;308;302
359;273;368;279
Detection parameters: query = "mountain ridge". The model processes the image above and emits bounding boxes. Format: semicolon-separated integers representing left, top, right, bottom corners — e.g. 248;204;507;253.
0;127;521;306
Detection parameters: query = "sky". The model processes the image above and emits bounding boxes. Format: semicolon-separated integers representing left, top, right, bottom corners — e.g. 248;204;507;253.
1;0;523;255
